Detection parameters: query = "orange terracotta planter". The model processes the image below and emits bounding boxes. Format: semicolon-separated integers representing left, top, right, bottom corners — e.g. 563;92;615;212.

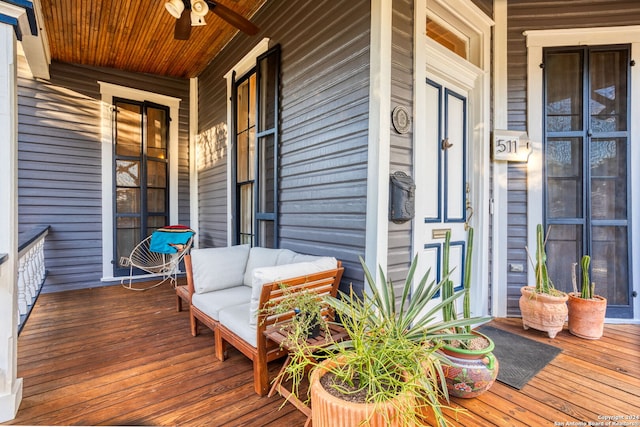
309;358;415;427
567;292;607;340
519;286;568;339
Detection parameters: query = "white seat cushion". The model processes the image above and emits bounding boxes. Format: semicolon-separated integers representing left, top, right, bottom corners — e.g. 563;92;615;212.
191;286;251;321
248;257;338;325
192;245;250;294
219;303;256;347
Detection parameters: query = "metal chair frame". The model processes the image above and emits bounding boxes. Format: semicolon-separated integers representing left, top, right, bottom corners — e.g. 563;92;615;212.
120;234;194;291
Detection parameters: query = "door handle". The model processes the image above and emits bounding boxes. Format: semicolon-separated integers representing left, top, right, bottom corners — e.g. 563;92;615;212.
441;138;453;150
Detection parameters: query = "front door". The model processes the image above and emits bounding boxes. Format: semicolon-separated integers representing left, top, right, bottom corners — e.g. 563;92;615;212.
415;75;470;311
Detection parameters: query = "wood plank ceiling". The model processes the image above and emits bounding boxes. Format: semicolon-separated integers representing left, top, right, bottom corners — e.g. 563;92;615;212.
38;0;266;78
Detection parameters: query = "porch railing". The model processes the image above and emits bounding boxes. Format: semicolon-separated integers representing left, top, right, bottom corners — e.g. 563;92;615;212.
17;225;50;334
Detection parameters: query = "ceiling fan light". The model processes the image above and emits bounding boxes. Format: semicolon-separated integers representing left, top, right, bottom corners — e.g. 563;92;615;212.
191;0;209;16
191;12;206;26
165;0;185;19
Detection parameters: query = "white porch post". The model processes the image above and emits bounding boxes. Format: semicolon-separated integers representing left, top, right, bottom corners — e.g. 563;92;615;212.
364;0;392;283
0;21;22;422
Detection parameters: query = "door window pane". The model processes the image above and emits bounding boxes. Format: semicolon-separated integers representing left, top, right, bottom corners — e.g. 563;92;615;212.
147;216;167;236
592;226;628;305
147;189;166;213
147;160;167;188
116;188;140;213
546;52;583;132
259;56;277;131
115;103;142;156
116;160;140;187
590;50;628;132
546;138;582;218
259;134;275;213
237;78;250;129
116;217;140;261
258;220;274;248
591;138;627;220
147;107;168;159
546;225;582;294
426;17;467;60
239;183;254;245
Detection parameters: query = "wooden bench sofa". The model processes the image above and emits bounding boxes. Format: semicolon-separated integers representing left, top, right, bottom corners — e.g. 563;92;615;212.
181;245;344;396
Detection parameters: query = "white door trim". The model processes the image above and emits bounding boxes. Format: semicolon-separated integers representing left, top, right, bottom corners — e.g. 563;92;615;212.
98;82;181;281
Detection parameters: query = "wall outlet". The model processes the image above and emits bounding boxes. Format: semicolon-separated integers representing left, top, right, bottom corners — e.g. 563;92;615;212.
509;263;524;272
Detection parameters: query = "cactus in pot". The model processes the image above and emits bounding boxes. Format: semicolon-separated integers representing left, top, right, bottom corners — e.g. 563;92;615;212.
568;255;607;339
519;224;568;339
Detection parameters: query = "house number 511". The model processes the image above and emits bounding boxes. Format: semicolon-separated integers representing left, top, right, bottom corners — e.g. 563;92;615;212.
492;130;531;162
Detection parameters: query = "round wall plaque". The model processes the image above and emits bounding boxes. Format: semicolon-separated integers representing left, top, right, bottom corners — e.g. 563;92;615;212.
392;105;411;134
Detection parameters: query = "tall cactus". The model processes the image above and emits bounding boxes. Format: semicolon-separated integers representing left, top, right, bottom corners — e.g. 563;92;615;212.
462;227;474;334
580;255;594;299
442;230;455;323
534;224;552;294
442;228;474;334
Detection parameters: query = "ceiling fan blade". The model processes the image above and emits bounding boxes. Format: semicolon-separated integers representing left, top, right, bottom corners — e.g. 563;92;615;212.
206;1;259;36
174;7;192;40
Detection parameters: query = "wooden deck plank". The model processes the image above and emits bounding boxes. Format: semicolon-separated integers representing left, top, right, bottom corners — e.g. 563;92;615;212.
2;285;639;427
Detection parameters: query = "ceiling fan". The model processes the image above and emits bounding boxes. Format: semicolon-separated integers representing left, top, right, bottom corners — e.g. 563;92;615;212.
165;0;259;40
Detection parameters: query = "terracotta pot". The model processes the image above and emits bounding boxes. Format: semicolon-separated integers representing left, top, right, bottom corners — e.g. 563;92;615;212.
567;292;607;339
439;332;499;398
309;358;414;427
519;286;568;339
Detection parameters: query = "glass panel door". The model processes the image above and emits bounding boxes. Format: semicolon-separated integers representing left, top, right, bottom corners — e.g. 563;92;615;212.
544;46;632;318
114;100;169;276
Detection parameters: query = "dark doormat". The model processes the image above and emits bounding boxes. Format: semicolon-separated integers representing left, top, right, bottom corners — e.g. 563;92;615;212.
476;325;562;390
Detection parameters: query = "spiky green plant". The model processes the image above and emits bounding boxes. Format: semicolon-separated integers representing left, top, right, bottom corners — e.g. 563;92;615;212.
278;255;490;427
580;255;595;299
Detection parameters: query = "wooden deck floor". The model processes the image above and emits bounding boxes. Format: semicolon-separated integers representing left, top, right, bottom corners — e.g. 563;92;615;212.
3;282;639;426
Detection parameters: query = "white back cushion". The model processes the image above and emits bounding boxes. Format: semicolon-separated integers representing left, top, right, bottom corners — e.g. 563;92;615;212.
191;245;250;294
248;257;338;325
242;247;287;286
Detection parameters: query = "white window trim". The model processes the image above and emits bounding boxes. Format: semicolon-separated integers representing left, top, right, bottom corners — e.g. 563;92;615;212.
525;26;640;321
98;81;181;281
414;0;493;317
224;37;270;245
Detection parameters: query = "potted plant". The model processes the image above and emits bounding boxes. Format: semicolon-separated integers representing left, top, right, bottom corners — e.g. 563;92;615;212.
262;283;329;341
519;224;568;339
280;255;489;427
567;255;607;339
438;228;498;398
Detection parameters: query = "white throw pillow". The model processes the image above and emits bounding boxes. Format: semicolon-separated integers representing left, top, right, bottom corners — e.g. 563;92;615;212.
248;257;338;325
191;245;250;294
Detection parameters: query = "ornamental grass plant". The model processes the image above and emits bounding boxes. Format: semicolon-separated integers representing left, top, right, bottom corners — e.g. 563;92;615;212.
280;255;490;426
